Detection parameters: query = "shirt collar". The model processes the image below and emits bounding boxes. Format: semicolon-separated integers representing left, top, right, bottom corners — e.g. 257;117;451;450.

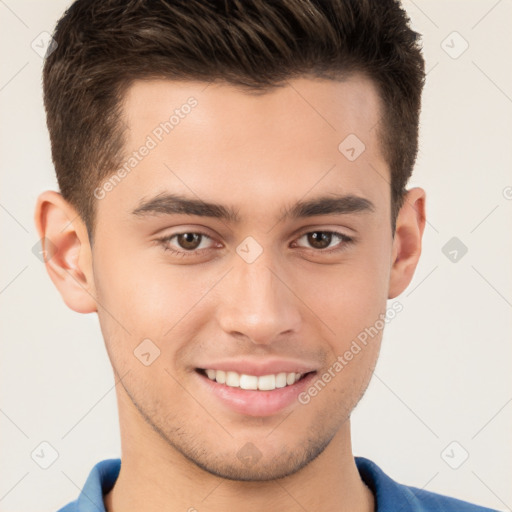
72;456;419;512
76;458;120;512
355;456;421;511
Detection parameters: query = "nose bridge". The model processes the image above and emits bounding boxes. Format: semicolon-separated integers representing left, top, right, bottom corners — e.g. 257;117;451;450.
216;246;300;344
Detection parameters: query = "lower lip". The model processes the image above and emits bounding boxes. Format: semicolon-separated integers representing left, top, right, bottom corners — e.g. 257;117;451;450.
195;370;317;417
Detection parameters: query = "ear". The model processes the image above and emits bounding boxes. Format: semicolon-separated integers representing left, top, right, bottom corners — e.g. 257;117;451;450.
33;190;97;313
388;187;426;299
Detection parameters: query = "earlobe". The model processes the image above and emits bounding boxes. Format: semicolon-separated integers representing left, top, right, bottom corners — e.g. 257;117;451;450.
388;187;426;299
34;190;98;314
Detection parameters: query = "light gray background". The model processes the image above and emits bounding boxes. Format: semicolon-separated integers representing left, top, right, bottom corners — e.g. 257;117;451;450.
1;1;511;510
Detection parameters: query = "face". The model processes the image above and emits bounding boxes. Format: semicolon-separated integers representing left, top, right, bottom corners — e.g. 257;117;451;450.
44;75;423;481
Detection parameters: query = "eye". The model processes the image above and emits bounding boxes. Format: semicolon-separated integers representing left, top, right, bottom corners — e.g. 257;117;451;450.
156;231;216;258
292;230;354;254
156;229;354;259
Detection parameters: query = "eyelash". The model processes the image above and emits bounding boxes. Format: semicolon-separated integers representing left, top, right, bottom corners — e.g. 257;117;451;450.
155;229;354;258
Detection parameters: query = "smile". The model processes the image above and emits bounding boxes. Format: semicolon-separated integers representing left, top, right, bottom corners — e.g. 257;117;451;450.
197;368;306;391
195;368;317;417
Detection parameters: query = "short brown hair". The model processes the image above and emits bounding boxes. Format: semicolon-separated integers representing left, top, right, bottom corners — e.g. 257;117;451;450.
43;0;425;241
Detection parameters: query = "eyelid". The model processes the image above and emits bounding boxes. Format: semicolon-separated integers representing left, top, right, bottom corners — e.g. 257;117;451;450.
294;225;355;240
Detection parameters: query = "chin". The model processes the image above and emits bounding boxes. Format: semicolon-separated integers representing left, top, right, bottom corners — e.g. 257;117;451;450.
179;436;332;482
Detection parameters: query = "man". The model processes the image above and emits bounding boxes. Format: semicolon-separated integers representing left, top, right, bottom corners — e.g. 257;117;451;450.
34;0;498;511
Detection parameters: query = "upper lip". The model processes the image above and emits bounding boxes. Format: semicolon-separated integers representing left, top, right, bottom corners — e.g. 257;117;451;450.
195;358;318;377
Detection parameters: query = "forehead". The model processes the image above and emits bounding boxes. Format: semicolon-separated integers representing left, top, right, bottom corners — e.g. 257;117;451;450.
101;75;388;224
121;74;383;152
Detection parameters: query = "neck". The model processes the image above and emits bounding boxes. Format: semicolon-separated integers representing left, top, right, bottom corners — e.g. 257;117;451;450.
104;390;374;512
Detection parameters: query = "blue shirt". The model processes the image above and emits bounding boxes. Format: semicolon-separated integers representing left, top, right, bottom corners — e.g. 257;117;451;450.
57;456;499;511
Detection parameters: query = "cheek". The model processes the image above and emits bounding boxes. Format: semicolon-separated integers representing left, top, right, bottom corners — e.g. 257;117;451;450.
305;259;389;339
93;245;216;346
94;239;161;313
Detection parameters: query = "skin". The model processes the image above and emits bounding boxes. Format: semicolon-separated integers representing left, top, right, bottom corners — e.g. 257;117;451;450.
35;74;425;512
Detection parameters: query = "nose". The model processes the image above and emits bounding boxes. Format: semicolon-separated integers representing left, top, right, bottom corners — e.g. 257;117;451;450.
215;250;302;346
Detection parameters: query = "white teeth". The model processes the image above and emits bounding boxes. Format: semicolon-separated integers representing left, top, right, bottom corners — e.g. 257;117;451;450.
240;374;258;390
257;374;275;391
202;369;304;390
226;371;240;387
275;372;287;388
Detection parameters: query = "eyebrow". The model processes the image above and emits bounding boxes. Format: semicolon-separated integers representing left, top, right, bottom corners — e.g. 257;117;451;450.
131;192;375;222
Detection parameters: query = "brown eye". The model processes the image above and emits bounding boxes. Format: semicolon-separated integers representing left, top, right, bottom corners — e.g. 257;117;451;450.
176;233;203;250
156;231;215;257
294;230;353;252
306;231;334;249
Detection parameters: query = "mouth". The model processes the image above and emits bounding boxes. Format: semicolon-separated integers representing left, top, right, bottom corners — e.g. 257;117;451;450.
194;368;318;417
195;368;315;391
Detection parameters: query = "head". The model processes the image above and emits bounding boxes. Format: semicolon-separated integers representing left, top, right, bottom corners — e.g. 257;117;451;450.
36;0;426;481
